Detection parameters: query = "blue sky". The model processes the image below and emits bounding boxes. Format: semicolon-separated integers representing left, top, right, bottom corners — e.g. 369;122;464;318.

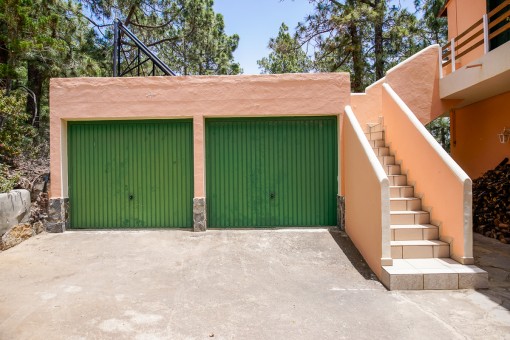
213;0;417;74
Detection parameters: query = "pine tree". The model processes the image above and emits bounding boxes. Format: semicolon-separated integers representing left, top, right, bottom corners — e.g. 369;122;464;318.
80;0;241;75
257;23;312;74
294;0;426;91
0;0;108;127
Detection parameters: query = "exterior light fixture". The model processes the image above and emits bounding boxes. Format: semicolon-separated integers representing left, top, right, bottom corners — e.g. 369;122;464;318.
498;128;510;144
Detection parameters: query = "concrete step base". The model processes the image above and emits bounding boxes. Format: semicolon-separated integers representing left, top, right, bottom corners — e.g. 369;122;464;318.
381;258;488;290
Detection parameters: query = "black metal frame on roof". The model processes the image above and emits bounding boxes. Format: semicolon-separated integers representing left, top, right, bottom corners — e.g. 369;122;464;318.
113;19;176;77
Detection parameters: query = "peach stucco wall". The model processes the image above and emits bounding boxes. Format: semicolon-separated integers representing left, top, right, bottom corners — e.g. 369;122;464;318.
50;73;350;199
451;91;510;179
351;45;447;129
444;0;487;72
446;0;486;40
350;79;384;129
385;45;446;124
383;84;473;264
343;106;392;279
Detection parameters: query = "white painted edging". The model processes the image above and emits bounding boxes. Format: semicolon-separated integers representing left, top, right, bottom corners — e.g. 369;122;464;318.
382;83;473;262
344;105;392;266
385;44;441;76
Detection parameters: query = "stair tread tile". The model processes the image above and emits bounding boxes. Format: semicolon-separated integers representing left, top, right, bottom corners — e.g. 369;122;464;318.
390;224;438;229
391;240;448;246
390;210;429;215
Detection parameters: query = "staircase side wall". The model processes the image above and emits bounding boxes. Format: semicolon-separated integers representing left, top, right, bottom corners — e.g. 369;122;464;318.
382;84;473;264
343;106;392;279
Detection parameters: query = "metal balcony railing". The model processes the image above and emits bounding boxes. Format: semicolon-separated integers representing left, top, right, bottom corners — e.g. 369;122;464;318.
441;0;510;78
113;19;176;77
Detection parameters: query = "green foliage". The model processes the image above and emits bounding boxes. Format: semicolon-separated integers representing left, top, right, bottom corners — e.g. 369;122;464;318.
0;90;36;164
426;116;450;153
0;163;20;192
0;0;111;137
159;0;241;75
276;0;448;91
257;23;313;74
414;0;448;47
0;0;103;80
80;0;241;75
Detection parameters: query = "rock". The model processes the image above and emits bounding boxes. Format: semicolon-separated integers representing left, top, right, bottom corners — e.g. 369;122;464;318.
1;223;35;251
33;221;44;234
0;189;31;236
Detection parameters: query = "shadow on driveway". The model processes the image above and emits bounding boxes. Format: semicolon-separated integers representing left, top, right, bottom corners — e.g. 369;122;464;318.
328;229;380;282
473;233;510;310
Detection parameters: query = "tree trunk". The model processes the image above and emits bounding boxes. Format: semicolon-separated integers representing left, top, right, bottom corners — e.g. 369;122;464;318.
26;61;43;128
0;22;12;92
349;23;364;92
374;0;385;80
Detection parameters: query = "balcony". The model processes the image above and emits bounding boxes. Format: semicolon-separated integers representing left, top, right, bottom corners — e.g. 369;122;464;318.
440;0;510;107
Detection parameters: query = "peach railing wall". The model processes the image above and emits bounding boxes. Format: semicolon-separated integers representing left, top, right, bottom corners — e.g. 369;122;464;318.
350;78;384;129
385;45;444;125
351;44;446;128
382;84;474;264
343;106;392;279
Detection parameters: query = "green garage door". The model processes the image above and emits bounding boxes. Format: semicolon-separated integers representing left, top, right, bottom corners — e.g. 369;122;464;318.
206;117;338;227
68;120;193;228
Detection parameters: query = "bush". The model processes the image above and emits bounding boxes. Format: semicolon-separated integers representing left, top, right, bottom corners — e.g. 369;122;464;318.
0;90;36;165
0;163;20;193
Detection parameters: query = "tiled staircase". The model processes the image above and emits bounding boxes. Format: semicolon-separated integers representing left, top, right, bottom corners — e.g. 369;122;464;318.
365;121;488;290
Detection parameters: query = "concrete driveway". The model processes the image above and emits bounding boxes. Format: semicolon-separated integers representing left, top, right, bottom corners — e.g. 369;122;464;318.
0;229;509;339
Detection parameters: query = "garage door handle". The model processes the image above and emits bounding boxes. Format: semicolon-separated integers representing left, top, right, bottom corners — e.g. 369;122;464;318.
129;194;134;200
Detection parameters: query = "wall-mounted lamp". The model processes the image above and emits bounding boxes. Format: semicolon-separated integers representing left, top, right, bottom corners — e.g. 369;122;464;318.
498;127;510;144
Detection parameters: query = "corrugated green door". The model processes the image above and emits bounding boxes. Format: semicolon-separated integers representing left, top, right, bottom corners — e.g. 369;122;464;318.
206;117;338;227
68;120;193;228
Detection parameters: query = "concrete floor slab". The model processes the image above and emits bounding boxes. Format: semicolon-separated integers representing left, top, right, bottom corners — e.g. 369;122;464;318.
0;229;509;339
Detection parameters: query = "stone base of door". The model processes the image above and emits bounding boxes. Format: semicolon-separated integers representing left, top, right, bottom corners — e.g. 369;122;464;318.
193;197;207;232
46;198;69;233
337;195;345;230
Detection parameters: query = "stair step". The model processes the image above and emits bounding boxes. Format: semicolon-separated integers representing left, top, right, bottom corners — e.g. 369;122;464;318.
368;124;384;133
369;140;385;148
391;224;439;241
391;210;430;224
373;146;390;156
390;186;414;198
381;258;488;290
388;175;407;186
365;131;385;141
378;155;395;166
391;240;449;259
390;197;421;211
384;164;401;175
